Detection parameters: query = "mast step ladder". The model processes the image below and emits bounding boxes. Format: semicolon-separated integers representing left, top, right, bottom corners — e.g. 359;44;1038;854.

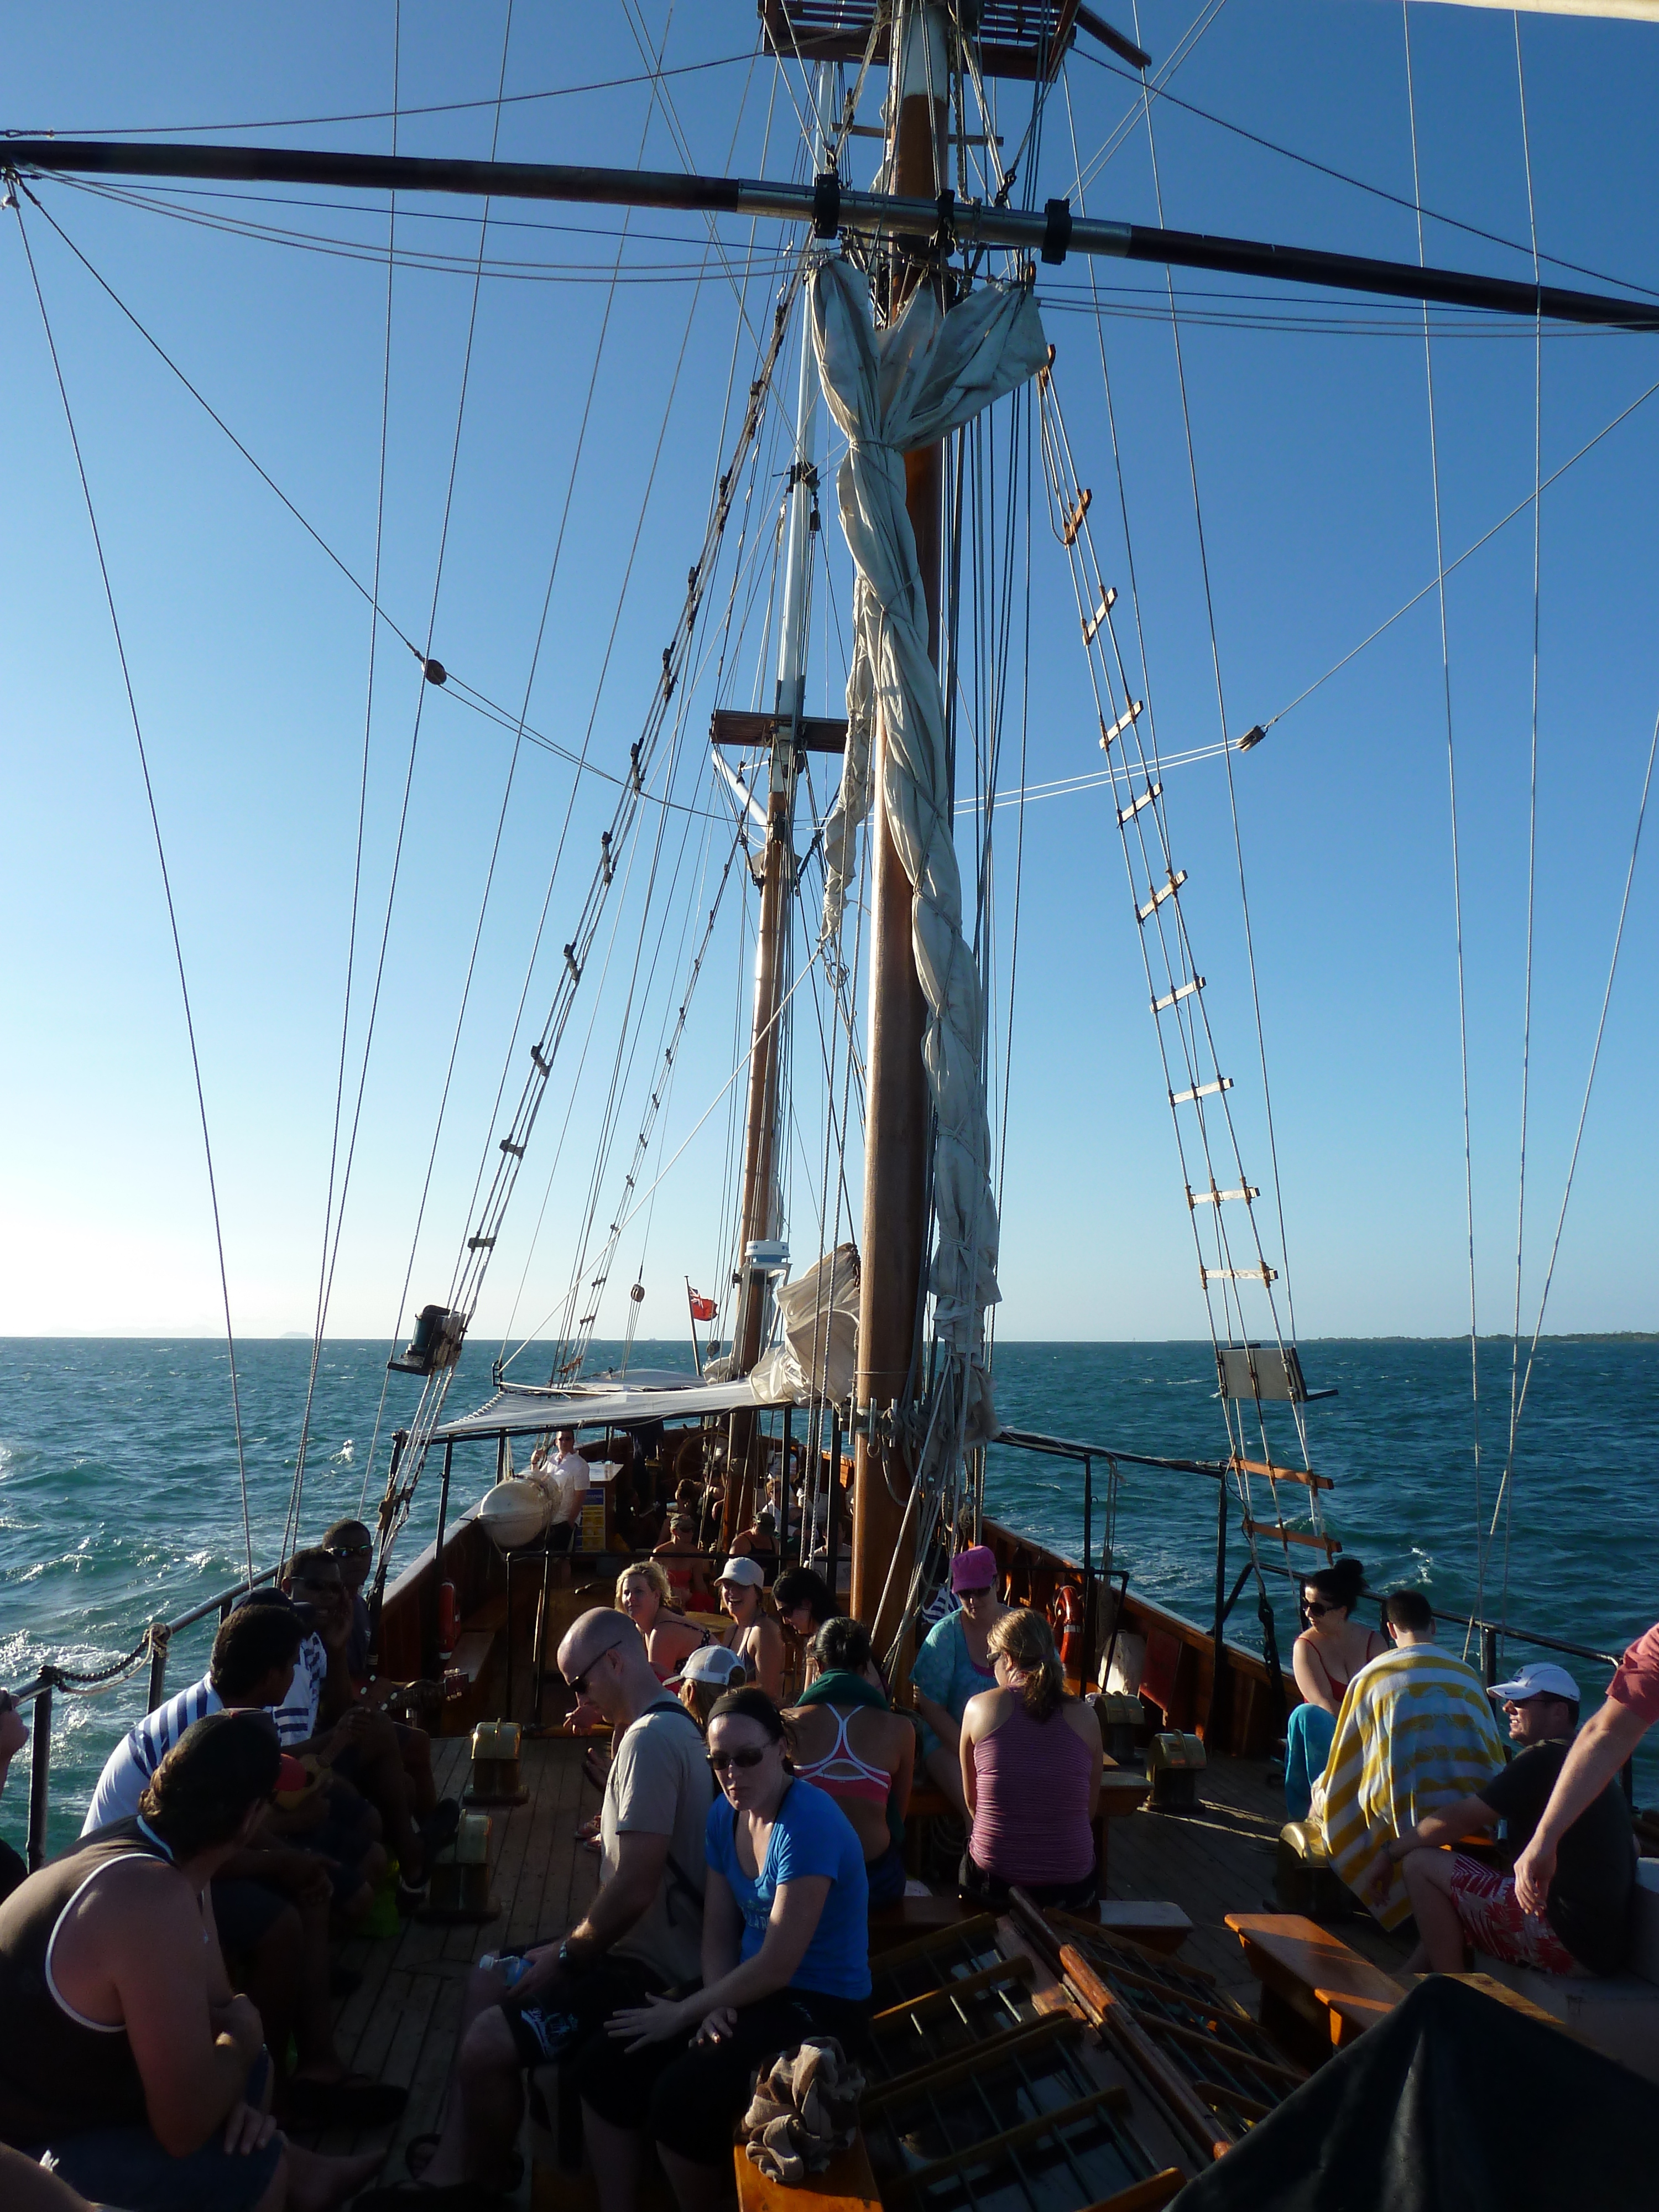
1171;1077;1231;1105
1229;1454;1333;1493
1137;870;1186;921
1100;698;1143;750
1152;977;1203;1011
1082;583;1117;644
1243;1520;1342;1556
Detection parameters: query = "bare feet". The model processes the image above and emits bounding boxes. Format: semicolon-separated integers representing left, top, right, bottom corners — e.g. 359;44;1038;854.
286;2142;385;2212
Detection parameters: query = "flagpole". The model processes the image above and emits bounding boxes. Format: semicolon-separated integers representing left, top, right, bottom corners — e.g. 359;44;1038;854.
685;1277;705;1378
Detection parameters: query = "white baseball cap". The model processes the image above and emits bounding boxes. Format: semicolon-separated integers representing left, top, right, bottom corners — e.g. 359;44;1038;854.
717;1556;765;1589
674;1645;749;1689
1490;1661;1580;1704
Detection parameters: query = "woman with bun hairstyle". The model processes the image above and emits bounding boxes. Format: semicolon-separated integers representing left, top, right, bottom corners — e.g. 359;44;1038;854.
1286;1557;1385;1819
957;1609;1102;1911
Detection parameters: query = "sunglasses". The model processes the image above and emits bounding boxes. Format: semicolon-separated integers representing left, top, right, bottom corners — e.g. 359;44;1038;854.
708;1746;770;1773
328;1542;372;1560
568;1643;623;1699
1302;1600;1339;1619
294;1574;340;1592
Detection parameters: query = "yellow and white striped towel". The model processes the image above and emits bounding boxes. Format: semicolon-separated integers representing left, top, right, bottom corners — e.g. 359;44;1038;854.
1312;1645;1505;1929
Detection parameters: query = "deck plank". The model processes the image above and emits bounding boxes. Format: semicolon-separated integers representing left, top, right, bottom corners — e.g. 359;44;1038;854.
319;1737;1413;2199
1102;1755;1411;2008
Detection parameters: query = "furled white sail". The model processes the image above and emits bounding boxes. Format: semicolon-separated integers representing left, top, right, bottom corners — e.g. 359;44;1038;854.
811;257;1048;1454
1425;1;1657;19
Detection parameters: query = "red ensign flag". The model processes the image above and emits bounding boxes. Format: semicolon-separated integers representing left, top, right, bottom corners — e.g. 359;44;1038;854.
688;1290;717;1322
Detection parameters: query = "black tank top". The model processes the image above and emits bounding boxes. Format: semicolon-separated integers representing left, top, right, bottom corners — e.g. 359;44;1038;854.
0;1818;174;2146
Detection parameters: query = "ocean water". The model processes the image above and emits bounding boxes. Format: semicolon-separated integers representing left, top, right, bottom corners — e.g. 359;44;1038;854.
2;1334;1655;1855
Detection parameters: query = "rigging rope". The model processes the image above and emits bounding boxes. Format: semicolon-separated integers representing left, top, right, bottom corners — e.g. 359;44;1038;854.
11;195;254;1592
1401;3;1484;1643
1500;14;1543;1636
289;0;518;1562
1131;4;1302;1355
291;0;401;1563
1485;700;1659;1560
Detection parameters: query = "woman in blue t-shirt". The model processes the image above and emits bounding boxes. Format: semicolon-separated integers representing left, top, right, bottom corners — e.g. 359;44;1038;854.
576;1687;871;2201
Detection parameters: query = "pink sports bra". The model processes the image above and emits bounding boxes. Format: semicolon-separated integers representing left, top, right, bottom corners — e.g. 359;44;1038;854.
792;1708;891;1807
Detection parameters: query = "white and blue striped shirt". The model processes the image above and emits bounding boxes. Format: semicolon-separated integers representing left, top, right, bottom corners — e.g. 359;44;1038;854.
81;1673;223;1835
273;1633;328;1748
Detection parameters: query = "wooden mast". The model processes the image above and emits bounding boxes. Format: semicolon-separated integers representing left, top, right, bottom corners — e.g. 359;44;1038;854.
852;4;950;1650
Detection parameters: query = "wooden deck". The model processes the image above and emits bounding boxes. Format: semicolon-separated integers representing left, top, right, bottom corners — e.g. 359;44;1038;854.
311;1734;1410;2197
1103;1752;1412;2008
316;1731;599;2200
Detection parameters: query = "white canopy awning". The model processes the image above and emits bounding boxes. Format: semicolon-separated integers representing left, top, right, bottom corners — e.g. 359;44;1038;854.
433;1374;790;1444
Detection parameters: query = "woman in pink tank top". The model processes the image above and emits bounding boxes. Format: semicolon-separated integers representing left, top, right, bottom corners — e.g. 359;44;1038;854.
958;1609;1102;1910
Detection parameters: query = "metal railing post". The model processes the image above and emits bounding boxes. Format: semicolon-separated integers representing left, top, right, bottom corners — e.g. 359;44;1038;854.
145;1624;170;1713
27;1684;53;1871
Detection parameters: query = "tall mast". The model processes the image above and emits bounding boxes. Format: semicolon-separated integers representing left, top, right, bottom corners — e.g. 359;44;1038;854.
724;67;834;1543
851;2;948;1647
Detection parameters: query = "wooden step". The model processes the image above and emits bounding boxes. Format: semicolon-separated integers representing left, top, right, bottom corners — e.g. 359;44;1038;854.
1095;1900;1192;1957
1230;1454;1333;1493
1242;1520;1342;1556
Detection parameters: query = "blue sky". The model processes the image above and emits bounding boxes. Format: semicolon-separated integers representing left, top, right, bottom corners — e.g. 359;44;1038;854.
2;0;1656;1350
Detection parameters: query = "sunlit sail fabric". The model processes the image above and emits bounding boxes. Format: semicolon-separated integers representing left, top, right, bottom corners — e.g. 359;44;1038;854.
811;256;1048;1454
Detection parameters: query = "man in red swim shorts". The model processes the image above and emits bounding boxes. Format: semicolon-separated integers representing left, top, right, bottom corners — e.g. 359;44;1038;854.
1368;1661;1636;1976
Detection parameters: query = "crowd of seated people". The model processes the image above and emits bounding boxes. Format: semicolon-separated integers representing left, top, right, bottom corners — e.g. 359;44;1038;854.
1287;1572;1645;1981
17;1443;1655;2212
0;1512;476;2205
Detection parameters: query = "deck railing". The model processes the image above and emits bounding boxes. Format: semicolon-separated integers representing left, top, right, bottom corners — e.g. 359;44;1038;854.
7;1565;280;1871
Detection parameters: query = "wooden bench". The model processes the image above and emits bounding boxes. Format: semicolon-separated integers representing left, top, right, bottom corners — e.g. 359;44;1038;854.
1095;1900;1191;1957
868;1892;982;1951
733;2130;881;2212
1225;1912;1406;2068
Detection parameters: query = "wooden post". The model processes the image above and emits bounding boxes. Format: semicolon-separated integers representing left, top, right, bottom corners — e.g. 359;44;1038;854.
852;6;948;1659
1208;1478;1232;1746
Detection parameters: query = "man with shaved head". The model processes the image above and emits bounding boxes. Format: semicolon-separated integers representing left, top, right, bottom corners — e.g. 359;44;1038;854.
362;1610;713;2205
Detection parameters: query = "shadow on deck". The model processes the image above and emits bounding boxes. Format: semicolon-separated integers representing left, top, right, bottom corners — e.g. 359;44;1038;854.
316;1736;1410;2198
317;1731;599;2201
1104;1752;1413;2007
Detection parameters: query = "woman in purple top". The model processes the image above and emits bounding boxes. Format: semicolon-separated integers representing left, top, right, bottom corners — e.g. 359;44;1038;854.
958;1609;1103;1911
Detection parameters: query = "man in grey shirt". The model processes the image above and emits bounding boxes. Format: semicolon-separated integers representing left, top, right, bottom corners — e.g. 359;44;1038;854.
364;1611;713;2204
